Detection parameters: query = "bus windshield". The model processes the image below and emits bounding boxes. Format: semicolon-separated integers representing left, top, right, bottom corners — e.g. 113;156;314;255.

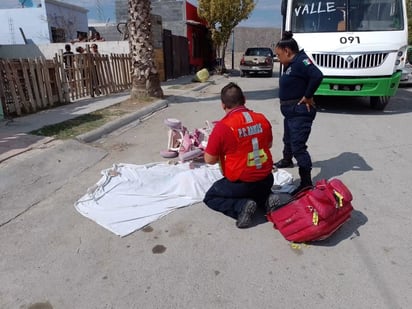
290;0;404;32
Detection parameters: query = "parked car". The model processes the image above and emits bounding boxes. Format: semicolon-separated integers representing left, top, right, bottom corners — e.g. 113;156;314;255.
240;47;274;77
400;46;412;85
400;63;412;85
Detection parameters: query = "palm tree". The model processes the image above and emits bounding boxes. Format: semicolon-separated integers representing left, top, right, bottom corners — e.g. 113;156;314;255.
128;0;163;99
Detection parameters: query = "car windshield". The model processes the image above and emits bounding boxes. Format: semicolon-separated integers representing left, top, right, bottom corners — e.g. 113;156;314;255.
245;48;273;57
290;0;404;32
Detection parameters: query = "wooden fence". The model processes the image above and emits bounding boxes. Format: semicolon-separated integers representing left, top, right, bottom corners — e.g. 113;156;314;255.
0;52;133;118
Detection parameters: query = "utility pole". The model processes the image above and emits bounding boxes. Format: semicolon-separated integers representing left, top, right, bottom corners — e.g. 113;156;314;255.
96;0;104;21
231;29;235;70
8;17;15;44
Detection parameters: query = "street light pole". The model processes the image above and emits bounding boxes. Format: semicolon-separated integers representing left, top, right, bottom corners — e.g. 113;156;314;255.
231;29;235;70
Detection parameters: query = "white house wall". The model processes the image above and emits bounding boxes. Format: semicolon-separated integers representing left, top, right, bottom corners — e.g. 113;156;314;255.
45;0;88;41
0;0;88;45
0;7;50;44
0;41;130;60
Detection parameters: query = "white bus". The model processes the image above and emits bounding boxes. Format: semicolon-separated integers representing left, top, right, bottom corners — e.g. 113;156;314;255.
281;0;409;110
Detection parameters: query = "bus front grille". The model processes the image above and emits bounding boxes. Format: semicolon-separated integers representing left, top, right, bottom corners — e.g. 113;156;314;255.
312;53;388;69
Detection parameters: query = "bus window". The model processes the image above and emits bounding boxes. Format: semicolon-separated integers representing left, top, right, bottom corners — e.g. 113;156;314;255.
318;9;345;31
291;0;404;32
291;0;345;32
348;0;403;31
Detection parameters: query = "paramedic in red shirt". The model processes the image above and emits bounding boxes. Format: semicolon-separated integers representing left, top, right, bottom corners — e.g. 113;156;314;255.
203;82;280;228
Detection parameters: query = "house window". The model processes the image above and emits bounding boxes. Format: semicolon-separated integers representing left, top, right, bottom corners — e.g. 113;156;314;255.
51;27;66;42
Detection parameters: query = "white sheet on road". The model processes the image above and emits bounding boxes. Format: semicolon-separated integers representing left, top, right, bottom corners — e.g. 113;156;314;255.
74;162;293;237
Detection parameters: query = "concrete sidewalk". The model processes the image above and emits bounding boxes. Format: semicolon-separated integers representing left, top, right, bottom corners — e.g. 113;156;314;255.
0;74;218;163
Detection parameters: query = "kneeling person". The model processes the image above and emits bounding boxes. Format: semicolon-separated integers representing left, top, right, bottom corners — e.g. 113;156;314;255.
203;82;279;228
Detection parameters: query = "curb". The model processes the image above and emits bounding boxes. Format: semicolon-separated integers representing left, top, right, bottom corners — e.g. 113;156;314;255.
76;99;168;143
190;80;215;92
76;78;218;143
0;76;221;163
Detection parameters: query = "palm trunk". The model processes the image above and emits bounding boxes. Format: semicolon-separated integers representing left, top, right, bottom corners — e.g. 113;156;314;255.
128;0;163;99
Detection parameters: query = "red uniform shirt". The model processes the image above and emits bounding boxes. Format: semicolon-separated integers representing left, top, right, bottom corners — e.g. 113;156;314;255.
206;106;273;182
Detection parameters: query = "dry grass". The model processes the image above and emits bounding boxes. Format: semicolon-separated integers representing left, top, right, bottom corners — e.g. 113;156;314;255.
30;97;155;139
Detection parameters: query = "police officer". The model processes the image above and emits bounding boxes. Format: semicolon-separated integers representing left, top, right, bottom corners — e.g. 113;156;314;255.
274;31;323;195
203;82;280;228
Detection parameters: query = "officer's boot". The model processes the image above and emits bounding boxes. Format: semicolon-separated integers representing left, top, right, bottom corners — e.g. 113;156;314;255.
291;167;313;196
274;153;294;168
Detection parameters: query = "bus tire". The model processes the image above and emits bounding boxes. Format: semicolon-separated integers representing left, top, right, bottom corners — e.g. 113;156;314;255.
370;96;389;110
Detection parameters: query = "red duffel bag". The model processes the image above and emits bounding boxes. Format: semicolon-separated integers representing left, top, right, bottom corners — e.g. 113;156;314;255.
266;178;354;243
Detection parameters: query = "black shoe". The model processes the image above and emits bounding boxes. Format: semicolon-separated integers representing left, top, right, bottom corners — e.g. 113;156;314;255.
236;200;257;228
291;168;313;195
265;193;281;213
274;159;294;168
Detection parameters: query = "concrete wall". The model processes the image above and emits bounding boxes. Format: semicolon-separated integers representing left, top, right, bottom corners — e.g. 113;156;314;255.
0;41;130;60
115;0;186;37
151;0;185;22
90;14;163;47
115;0;128;22
231;27;282;53
152;1;186;36
0;26;281;60
45;0;88;41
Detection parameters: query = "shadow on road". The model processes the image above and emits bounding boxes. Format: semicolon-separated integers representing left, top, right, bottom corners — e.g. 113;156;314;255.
312;151;373;181
248;152;371;243
308;152;370;246
315;89;412;115
310;209;368;247
244;88;279;100
165;94;221;104
258;200;368;246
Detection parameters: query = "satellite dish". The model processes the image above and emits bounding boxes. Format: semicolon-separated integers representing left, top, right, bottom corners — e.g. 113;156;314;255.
19;0;34;8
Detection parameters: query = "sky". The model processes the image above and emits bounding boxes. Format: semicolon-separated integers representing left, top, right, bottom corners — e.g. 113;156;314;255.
0;0;282;28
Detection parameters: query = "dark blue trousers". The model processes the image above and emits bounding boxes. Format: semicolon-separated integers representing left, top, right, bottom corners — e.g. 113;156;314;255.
203;173;274;219
280;103;316;170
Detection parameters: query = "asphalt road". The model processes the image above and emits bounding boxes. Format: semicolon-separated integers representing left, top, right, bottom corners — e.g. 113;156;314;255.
1;72;412;309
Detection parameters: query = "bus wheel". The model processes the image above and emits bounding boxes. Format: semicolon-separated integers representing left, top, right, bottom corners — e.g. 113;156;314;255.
370;96;389;110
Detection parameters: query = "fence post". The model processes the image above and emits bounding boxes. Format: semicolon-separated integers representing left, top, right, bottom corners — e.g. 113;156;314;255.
58;50;70;103
0;99;3;119
0;60;5;119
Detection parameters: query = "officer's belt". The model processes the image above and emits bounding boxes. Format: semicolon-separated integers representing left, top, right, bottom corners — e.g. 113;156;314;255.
280;99;300;105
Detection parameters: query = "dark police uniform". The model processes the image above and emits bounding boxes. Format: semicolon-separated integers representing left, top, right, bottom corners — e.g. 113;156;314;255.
278;50;323;170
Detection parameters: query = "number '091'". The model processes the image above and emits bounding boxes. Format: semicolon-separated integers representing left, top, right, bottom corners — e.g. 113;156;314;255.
340;36;360;44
